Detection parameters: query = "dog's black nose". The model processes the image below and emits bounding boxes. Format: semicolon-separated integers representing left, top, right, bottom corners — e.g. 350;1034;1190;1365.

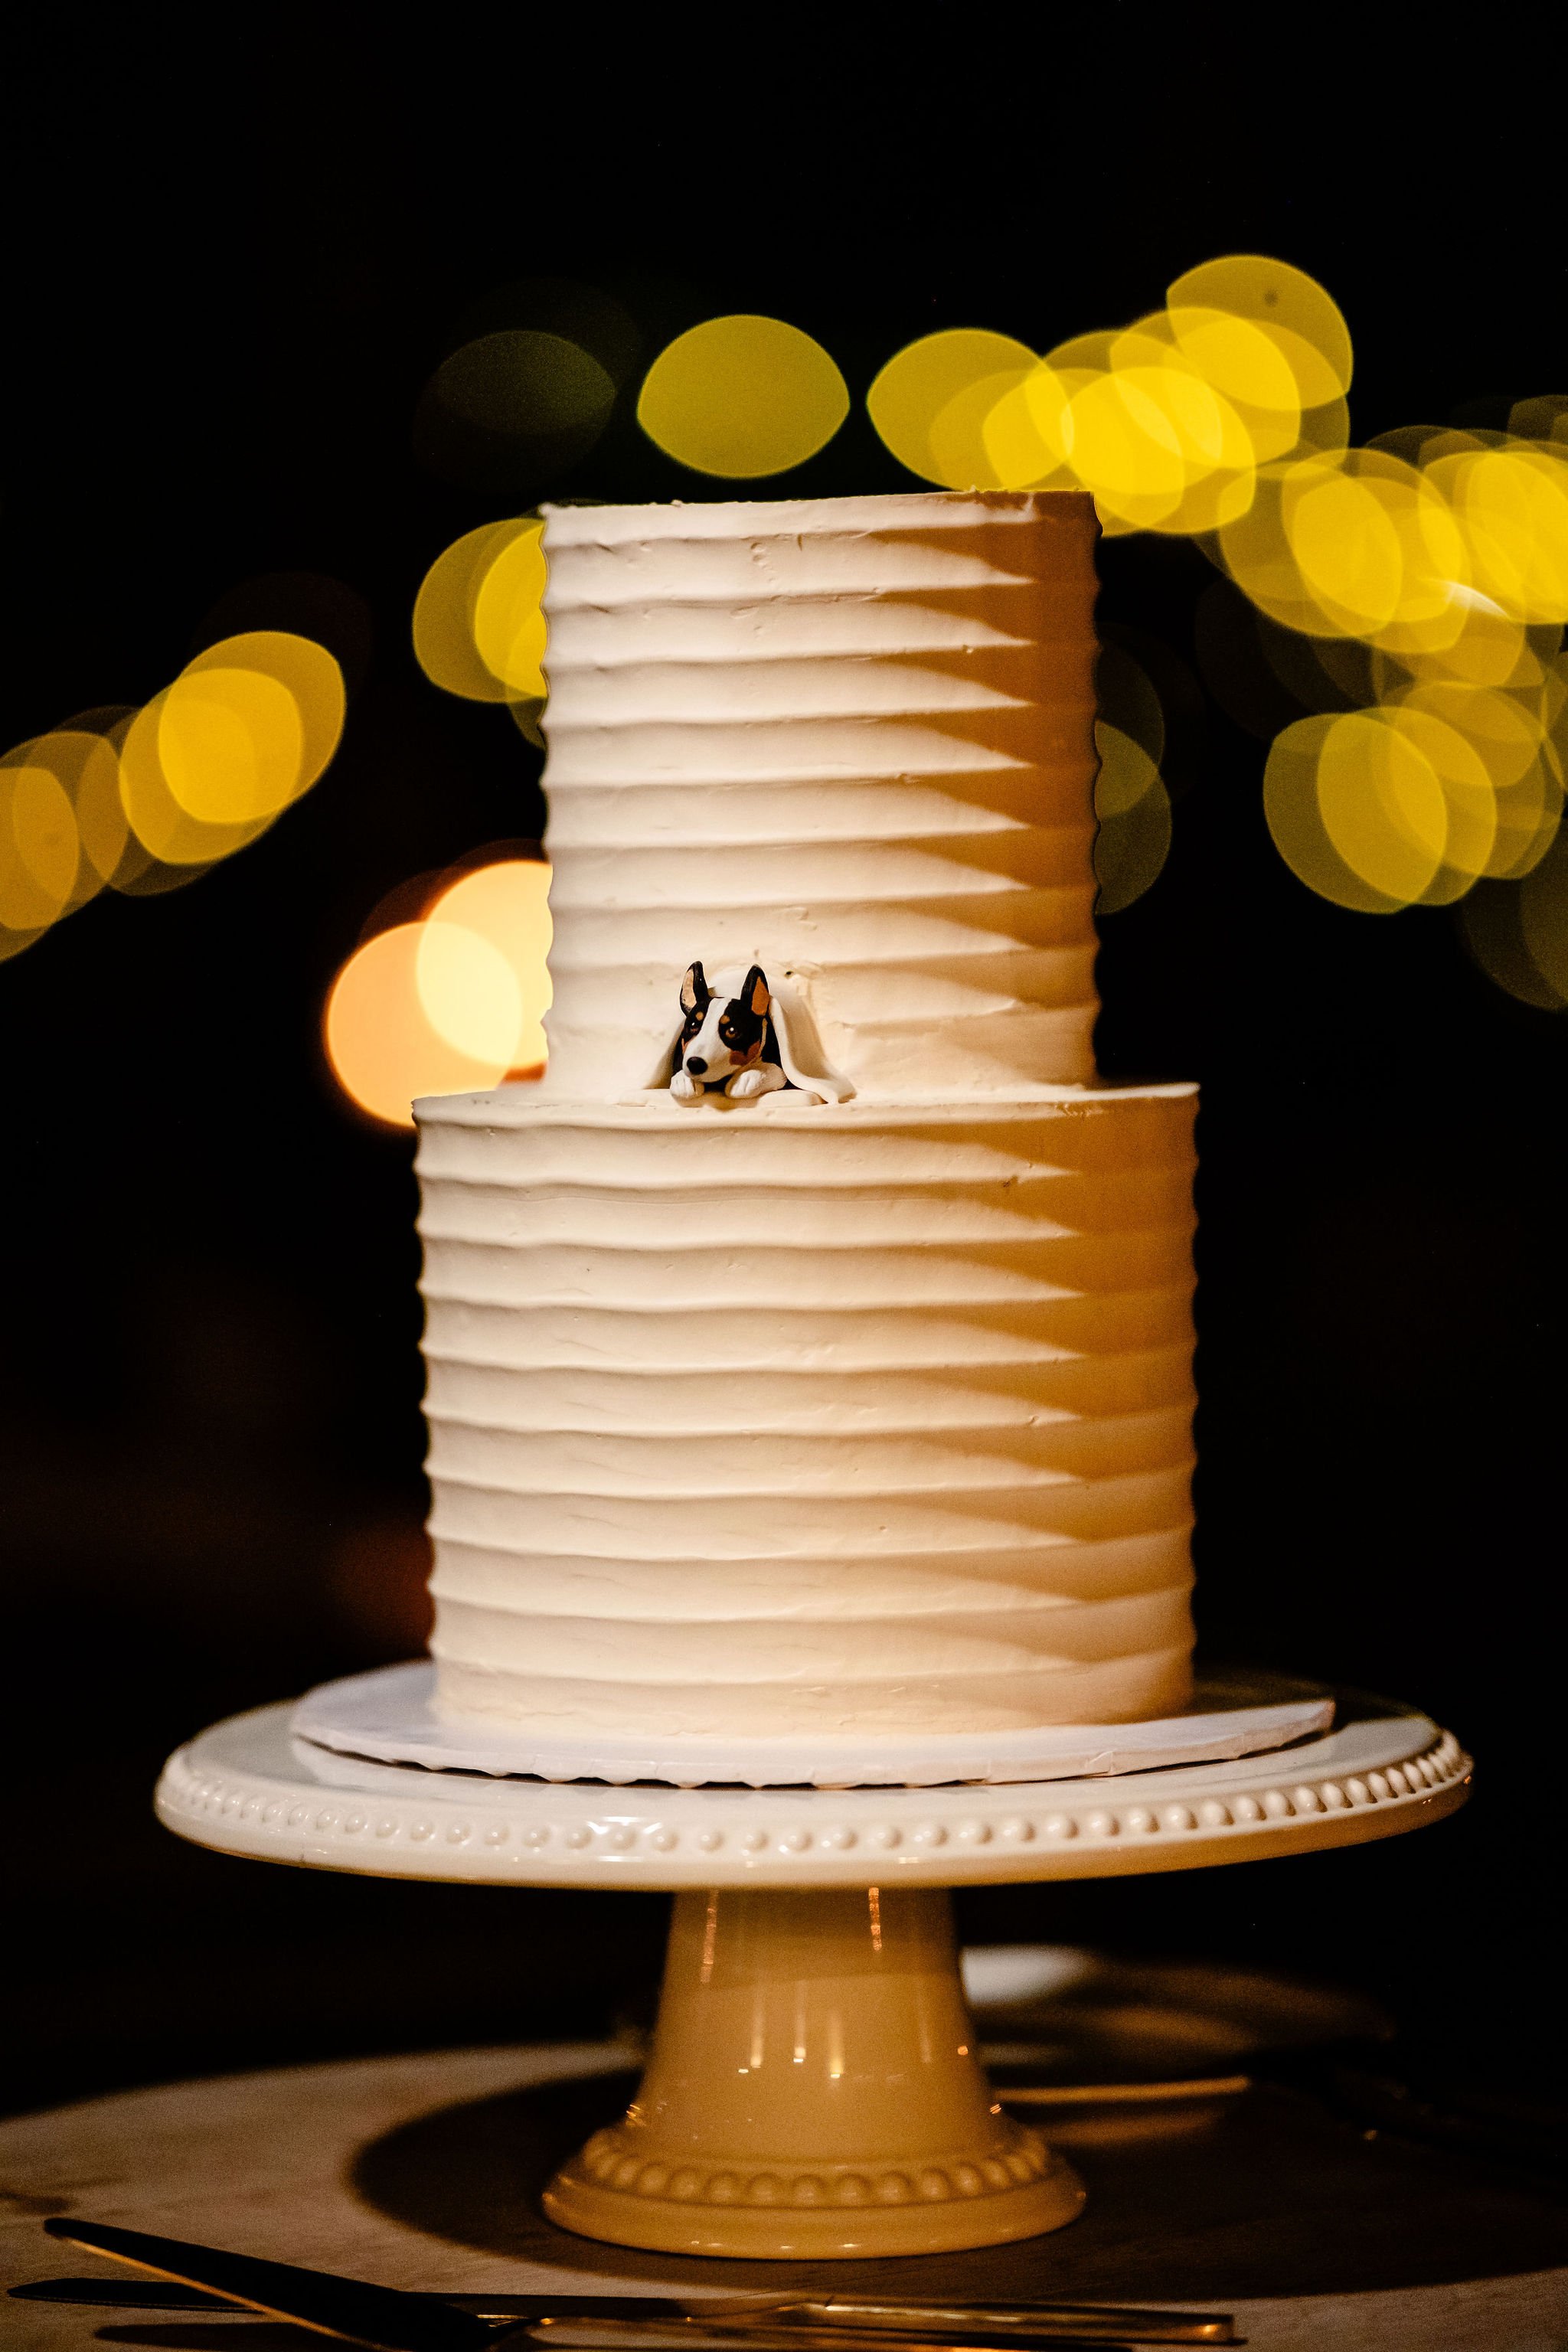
685;1056;707;1074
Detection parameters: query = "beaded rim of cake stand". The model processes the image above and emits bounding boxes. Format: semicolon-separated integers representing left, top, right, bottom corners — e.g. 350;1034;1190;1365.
156;1701;1471;1887
556;2112;1067;2215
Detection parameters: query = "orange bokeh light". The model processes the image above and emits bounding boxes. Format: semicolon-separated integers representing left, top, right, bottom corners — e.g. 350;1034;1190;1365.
324;859;552;1129
325;923;514;1129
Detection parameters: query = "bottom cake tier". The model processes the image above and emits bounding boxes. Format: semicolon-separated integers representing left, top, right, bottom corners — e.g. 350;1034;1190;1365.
414;1084;1197;1738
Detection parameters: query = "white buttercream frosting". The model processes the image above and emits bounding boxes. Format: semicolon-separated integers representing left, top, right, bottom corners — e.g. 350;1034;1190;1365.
535;490;1102;1103
416;491;1197;1743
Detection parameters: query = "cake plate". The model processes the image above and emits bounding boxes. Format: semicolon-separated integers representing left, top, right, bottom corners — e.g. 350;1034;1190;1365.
156;1688;1469;2263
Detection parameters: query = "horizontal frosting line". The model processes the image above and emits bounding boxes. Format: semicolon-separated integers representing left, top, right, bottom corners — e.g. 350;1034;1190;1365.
543;738;1078;785
428;1531;1189;1612
421;1341;1190;1380
427;1449;1194;1505
413;1223;1189;1260
420;1338;1191;1385
417;1164;1190;1203
429;1475;1193;1552
416;1254;1194;1301
543;691;1090;727
430;1596;1191;1680
540;488;1096;539
430;1650;1192;1734
541;622;1080;658
427;1521;1187;1567
430;1589;1189;1646
545;836;1080;866
411;1091;1194;1129
423;1392;1194;1429
417;1169;1186;1200
428;1585;1191;1635
427;1455;1195;1501
420;1290;1195;1320
541;648;1089;686
418;1279;1196;1314
544;838;1095;877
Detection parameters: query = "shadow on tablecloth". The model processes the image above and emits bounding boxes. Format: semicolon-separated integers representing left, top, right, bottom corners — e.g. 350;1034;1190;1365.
348;2064;1567;2301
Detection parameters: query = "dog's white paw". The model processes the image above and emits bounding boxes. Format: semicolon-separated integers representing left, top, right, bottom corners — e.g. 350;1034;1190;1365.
669;1069;704;1102
727;1063;784;1099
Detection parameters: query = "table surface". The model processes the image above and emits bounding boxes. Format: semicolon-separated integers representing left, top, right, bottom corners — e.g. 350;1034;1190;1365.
2;2043;1563;2352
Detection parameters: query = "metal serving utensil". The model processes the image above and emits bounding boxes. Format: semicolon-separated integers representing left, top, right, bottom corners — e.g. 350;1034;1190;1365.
38;2218;1236;2349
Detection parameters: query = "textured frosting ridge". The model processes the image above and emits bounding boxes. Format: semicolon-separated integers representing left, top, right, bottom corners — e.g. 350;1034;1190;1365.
535;491;1102;1102
417;491;1197;1745
420;1092;1197;1736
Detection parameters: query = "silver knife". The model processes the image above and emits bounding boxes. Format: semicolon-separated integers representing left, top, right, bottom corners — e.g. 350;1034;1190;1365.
40;2219;1236;2348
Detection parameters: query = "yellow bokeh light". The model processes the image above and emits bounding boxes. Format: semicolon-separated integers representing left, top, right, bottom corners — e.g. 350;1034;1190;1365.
1518;826;1568;999
116;630;343;870
1095;720;1162;820
982;365;1076;489
1093;709;1173;915
1459;876;1567;1011
18;720;136;909
158;668;303;825
1265;714;1411;913
412;326;619;493
430;331;615;440
1094;723;1172;914
325;923;514;1129
928;367;1036;490
413;518;542;704
470;523;547;699
1164;307;1302;457
1393;678;1545;788
1065;369;1189;529
185;632;345;796
1221;451;1470;650
868;330;1038;486
1375;593;1534;691
638;315;849;479
1167;254;1353;406
1432;445;1568;626
1316;710;1447;903
74;728;136;887
1217;466;1329;638
1375;701;1497;898
1;746;79;936
1287;463;1406;634
119;691;276;867
426;858;552;1068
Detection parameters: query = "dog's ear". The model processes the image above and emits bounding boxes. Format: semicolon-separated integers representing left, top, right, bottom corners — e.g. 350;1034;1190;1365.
740;965;769;1018
681;961;709;1014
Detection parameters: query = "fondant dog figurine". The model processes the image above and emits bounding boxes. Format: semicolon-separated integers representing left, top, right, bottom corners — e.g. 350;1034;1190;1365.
671;962;786;1100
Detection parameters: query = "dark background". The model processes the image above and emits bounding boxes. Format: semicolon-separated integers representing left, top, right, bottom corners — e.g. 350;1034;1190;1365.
2;24;1562;2125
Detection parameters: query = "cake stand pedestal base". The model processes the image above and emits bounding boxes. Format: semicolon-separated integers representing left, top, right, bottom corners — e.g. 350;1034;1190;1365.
544;1883;1083;2257
156;1688;1471;2261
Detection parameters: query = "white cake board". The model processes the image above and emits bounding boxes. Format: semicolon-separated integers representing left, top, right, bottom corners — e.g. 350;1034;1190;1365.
289;1661;1336;1790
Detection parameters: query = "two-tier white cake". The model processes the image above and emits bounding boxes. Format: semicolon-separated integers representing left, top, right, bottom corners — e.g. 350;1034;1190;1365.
415;490;1197;1743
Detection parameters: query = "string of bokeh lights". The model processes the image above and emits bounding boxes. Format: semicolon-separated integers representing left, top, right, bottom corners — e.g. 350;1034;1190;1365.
328;254;1568;1124
1;632;347;960
8;253;1563;1129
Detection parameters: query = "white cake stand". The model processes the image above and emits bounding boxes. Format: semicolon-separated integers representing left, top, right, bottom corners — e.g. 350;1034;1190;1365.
155;1684;1470;2264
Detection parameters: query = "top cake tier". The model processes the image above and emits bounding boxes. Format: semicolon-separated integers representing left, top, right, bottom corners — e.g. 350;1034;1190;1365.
535;489;1102;1103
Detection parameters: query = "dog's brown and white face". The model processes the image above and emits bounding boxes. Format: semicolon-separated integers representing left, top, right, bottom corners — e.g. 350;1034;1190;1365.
676;962;771;1083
